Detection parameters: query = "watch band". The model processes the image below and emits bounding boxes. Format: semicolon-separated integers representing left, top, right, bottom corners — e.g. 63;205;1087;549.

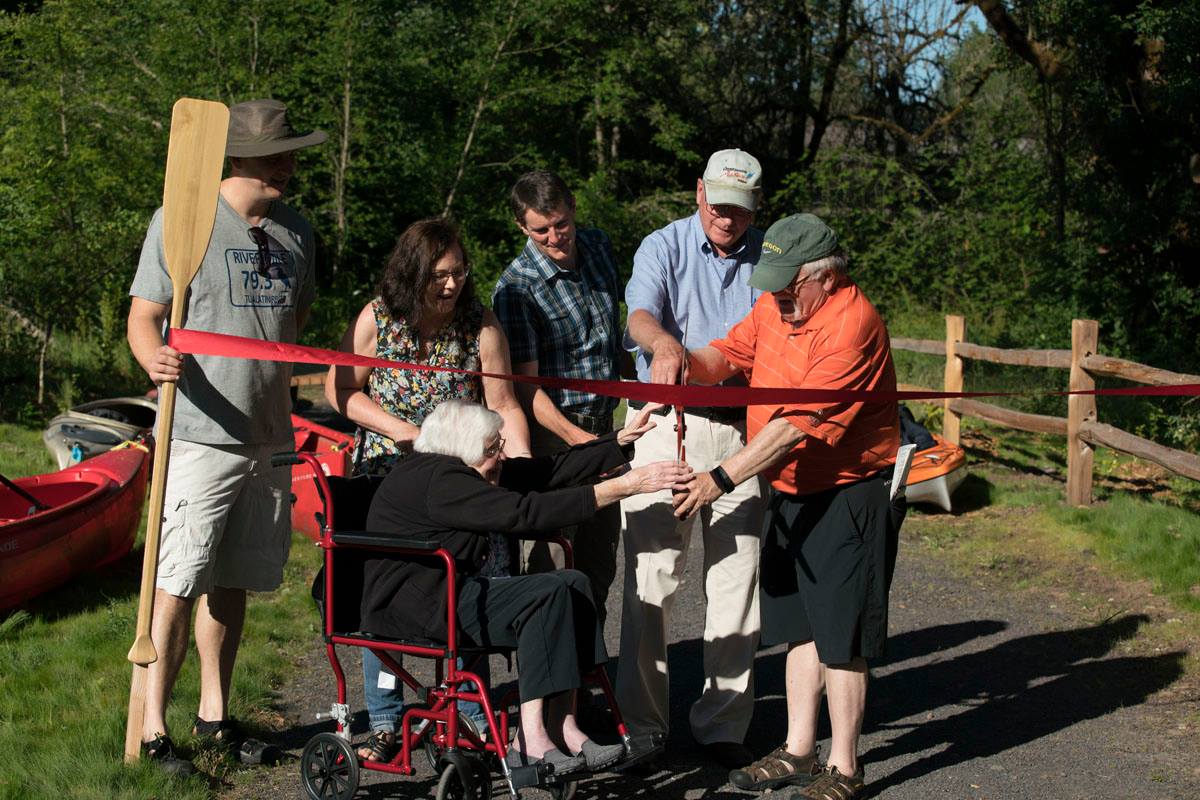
710;465;736;494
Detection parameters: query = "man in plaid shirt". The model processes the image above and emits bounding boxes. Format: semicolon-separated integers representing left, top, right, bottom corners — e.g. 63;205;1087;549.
492;169;623;627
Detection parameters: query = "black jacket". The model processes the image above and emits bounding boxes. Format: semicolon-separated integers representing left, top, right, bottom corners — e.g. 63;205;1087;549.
361;433;630;642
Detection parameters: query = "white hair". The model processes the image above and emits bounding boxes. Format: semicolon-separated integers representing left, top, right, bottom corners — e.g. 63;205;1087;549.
799;250;848;281
414;399;503;466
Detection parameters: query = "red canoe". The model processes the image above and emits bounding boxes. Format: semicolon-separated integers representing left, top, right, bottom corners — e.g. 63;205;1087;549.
290;415;353;540
0;440;151;609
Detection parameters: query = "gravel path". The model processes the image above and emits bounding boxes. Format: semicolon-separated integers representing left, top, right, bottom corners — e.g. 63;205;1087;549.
223;519;1200;799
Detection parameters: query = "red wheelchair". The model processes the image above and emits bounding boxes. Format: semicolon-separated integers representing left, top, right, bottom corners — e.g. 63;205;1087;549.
281;451;663;800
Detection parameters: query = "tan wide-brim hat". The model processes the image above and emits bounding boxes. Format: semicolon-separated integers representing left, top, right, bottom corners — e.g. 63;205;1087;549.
226;99;327;158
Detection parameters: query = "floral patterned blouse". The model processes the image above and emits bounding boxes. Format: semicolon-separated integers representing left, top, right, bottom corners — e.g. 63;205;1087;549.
352;296;483;477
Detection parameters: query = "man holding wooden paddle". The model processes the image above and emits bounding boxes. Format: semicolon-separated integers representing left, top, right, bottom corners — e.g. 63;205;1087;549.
126;99;325;775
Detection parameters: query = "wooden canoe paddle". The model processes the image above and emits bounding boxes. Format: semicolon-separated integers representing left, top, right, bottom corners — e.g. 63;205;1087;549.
123;97;228;763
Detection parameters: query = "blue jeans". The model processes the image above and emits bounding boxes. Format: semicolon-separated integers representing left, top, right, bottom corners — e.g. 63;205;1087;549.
362;650;489;732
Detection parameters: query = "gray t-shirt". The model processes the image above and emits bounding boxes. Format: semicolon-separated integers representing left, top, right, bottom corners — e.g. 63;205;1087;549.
129;194;317;445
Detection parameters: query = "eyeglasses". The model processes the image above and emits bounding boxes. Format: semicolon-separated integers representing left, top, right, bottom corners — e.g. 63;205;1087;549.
431;267;470;286
248;226;272;278
483;436;505;458
778;272;821;296
699;185;752;221
703;200;752;221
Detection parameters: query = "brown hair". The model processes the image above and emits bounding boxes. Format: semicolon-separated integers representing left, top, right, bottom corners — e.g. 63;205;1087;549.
377;217;474;324
509;170;575;225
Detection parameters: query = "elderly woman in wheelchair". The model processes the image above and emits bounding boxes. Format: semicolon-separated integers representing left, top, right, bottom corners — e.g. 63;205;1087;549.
356;398;690;779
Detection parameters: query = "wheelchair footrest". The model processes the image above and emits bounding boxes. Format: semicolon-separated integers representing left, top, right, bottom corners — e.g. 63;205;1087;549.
506;762;552;791
614;732;666;771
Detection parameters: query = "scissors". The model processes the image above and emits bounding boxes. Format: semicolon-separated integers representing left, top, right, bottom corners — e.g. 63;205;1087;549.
674;319;689;466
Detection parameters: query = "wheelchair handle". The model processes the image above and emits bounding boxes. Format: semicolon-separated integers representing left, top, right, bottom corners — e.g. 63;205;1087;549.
270;451;303;468
280;451;336;534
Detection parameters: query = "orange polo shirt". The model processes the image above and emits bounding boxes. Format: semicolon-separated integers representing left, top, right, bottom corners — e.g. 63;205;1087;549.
711;280;900;495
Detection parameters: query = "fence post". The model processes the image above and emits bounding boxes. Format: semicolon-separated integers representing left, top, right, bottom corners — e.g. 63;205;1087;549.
943;314;964;445
1067;319;1099;505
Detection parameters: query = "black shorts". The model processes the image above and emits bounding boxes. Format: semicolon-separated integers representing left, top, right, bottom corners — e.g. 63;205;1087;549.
759;470;905;663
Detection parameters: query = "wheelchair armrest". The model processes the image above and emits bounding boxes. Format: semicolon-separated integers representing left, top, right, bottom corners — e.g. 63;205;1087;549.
331;530;439;551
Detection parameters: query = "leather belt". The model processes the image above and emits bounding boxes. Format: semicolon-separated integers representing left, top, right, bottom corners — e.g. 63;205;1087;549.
565;411;612;436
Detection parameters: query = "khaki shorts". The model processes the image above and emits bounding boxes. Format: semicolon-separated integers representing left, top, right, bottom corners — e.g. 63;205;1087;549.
156;439;293;598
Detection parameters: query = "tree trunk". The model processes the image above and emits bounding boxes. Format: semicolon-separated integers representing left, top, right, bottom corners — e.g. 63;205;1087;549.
37;319;52;406
442;0;520;218
594;93;606;168
332;14;354;274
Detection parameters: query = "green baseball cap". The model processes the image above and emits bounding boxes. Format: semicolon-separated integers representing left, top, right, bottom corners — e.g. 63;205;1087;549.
748;213;839;292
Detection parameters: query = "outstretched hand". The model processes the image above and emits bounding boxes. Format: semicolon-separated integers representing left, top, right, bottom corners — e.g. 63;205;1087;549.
623;460;694;495
617;402;665;445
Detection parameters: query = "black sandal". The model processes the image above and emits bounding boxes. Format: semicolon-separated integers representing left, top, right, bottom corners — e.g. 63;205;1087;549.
142;733;196;776
192;716;239;747
193;717;283;766
357;730;397;763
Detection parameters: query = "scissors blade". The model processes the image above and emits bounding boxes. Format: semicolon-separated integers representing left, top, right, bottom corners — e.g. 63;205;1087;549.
675;319;689;464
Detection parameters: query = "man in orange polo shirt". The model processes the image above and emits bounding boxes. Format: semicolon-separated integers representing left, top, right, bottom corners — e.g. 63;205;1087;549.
674;213;903;800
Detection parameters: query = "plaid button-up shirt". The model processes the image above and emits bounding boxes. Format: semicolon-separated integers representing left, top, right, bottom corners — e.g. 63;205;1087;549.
492;227;621;419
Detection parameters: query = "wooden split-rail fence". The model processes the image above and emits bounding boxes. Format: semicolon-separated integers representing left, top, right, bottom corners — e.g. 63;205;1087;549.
893;316;1200;506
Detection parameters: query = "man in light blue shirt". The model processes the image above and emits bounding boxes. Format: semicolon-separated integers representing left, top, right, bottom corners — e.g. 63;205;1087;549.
616;149;767;769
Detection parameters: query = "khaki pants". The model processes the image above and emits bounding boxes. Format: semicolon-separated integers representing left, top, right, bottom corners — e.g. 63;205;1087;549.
615;411;764;745
522;421;621;632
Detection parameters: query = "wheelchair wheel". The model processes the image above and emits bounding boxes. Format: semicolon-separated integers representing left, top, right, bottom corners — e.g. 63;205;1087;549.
300;733;359;800
423;711;484;772
435;760;490;800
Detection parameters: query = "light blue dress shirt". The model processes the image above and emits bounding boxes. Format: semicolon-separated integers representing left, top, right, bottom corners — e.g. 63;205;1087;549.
624;212;764;384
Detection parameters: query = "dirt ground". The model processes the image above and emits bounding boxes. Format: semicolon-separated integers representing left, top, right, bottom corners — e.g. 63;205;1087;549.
217;467;1200;800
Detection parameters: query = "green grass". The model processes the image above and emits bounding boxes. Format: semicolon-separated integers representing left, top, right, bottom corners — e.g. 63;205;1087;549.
898;413;1200;642
0;422;324;799
1050;495;1200;613
0;422;56;478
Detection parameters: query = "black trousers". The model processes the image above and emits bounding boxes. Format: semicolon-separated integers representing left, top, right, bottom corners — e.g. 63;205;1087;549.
456;569;608;701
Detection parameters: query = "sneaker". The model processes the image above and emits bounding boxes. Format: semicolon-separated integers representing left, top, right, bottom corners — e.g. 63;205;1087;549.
141;733;196;777
575;739;626;772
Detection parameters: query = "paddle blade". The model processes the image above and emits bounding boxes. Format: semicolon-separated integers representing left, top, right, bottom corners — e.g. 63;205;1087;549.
161;97;229;316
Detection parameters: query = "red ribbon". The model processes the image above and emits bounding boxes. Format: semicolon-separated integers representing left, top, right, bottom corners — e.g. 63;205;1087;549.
169;328;1200;406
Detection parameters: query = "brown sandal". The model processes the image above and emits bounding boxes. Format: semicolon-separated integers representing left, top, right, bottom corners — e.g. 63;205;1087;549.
728;744;821;790
356;730;397;762
792;765;865;799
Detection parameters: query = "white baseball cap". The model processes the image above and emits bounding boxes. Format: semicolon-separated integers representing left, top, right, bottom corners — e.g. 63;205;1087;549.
702;148;762;211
